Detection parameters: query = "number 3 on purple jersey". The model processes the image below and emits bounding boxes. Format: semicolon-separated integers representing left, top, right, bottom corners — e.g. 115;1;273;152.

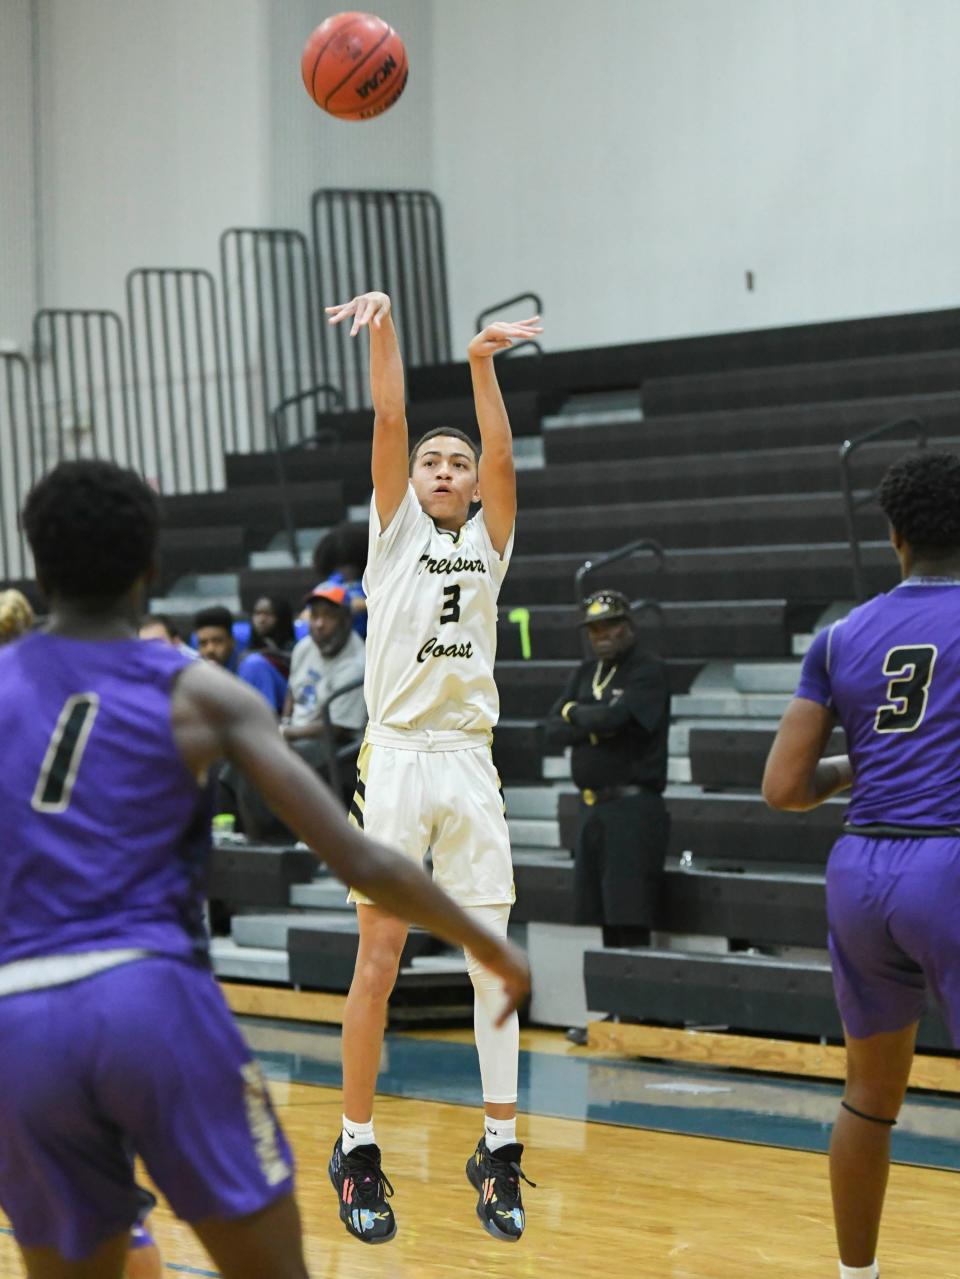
874;645;937;734
31;693;100;813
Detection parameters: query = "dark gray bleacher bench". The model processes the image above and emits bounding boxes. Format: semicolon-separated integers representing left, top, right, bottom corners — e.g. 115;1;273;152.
583;947;953;1053
209;843;318;909
543;390;960;466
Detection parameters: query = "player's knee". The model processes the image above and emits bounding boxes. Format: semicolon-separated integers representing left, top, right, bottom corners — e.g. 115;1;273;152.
465;952;500;992
843;1077;906;1120
353;947;402;1000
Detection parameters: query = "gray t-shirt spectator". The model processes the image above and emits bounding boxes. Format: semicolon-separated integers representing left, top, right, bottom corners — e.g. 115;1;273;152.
289;629;367;730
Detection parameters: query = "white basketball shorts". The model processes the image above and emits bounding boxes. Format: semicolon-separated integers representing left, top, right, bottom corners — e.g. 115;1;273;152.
346;732;515;908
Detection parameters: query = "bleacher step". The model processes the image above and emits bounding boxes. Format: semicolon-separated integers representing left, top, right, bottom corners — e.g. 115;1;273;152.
232;912;359;950
507;818;561;849
542;753;571;780
672;691;790;719
668;757;691;784
503;785;575;819
669;718;780;754
151;593;240;616
211;938;289;983
289;880;350;910
733;662;802;694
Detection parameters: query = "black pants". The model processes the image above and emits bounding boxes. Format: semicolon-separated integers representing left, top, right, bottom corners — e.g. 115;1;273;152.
573;789;669;931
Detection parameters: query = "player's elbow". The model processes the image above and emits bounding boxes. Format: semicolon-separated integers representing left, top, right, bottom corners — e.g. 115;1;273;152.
761;771;813;812
374;409;406;432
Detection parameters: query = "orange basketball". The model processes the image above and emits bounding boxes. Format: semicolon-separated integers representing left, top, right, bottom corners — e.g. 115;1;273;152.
301;12;408;121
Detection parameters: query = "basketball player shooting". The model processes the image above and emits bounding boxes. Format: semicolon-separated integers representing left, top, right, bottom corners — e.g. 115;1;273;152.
324;290;541;1245
0;459;529;1279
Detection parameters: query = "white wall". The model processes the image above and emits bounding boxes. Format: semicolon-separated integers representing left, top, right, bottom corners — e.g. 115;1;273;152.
34;0;270;316
0;0;39;350
7;0;960;355
28;0;433;321
432;0;960;351
261;0;434;238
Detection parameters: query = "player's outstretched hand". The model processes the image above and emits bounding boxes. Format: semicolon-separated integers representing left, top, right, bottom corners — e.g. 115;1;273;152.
475;936;531;1026
326;291;391;336
468;316;543;360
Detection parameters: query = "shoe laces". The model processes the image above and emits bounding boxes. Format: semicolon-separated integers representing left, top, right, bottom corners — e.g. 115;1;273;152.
487;1149;536;1203
344;1147;394;1204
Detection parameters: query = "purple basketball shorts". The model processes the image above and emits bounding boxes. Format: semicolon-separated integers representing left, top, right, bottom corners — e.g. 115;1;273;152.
0;956;294;1260
826;832;960;1043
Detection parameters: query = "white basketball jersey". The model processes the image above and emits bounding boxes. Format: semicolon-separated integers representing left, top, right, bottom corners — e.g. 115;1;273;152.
362;484;513;733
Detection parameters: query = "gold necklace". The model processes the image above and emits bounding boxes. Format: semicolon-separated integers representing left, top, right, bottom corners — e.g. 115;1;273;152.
591;660;618;700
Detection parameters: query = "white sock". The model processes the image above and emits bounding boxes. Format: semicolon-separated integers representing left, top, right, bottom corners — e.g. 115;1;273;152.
484;1114;517;1152
341;1115;375;1155
839;1263;879;1279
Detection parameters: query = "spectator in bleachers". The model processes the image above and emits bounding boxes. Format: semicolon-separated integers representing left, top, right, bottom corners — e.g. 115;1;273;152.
311;521;368;638
545;589;671;955
281;582;367;773
193;604;287;714
138;612;197;659
225;583;366;838
248;594;297;680
0;590;34;645
249;594;296;654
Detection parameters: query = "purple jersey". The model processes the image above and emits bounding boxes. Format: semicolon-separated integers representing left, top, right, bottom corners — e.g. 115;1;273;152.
0;632;212;966
796;579;960;825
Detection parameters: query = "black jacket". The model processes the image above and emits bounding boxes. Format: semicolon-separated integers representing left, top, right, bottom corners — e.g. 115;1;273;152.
544;642;670;792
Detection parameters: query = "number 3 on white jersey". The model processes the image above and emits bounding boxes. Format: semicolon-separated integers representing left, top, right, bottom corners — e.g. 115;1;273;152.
874;645;937;734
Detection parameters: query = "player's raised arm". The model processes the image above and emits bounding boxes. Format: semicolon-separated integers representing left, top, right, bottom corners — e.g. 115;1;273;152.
327;290;409;531
173;660;529;1019
467;316;542;556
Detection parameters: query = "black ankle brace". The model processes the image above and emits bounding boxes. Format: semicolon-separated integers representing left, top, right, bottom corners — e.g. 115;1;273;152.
840;1099;897;1126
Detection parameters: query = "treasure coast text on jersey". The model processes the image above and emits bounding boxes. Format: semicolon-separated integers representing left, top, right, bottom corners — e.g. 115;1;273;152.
415;550;487;662
418;553;487;575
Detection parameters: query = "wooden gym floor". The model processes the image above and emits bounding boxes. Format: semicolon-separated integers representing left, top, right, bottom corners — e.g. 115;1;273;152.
0;1025;957;1276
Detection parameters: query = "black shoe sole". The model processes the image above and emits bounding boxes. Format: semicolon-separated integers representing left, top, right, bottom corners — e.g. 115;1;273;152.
465;1156;522;1243
475;1203;521;1243
329;1158;397;1244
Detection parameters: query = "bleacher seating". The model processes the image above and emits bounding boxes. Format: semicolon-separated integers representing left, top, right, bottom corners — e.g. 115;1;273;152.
100;306;960;1033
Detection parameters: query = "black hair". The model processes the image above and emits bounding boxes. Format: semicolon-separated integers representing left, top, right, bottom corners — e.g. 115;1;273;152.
193;605;234;634
22;459;159;604
248;595;296;651
140;612;180;639
878;451;960;557
408;427;480;474
312;522;369;581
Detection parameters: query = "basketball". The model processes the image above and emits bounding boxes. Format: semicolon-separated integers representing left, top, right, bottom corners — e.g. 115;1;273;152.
301;12;408;121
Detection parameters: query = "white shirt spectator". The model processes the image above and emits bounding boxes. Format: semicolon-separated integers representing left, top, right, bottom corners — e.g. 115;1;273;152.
289;629;367;731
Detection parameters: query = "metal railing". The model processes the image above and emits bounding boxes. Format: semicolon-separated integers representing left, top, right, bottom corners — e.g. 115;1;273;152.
32;308;134;472
311;189;451;409
220;228;321;453
475;291;544;359
126;268;229;494
839;416;927;601
320;676;367;801
269;383;345;562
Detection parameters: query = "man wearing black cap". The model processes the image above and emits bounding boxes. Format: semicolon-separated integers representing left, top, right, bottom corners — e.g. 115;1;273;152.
545;589;671;954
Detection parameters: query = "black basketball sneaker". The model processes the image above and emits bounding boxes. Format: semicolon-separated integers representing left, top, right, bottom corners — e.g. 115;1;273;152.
465;1136;535;1242
328;1135;396;1243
